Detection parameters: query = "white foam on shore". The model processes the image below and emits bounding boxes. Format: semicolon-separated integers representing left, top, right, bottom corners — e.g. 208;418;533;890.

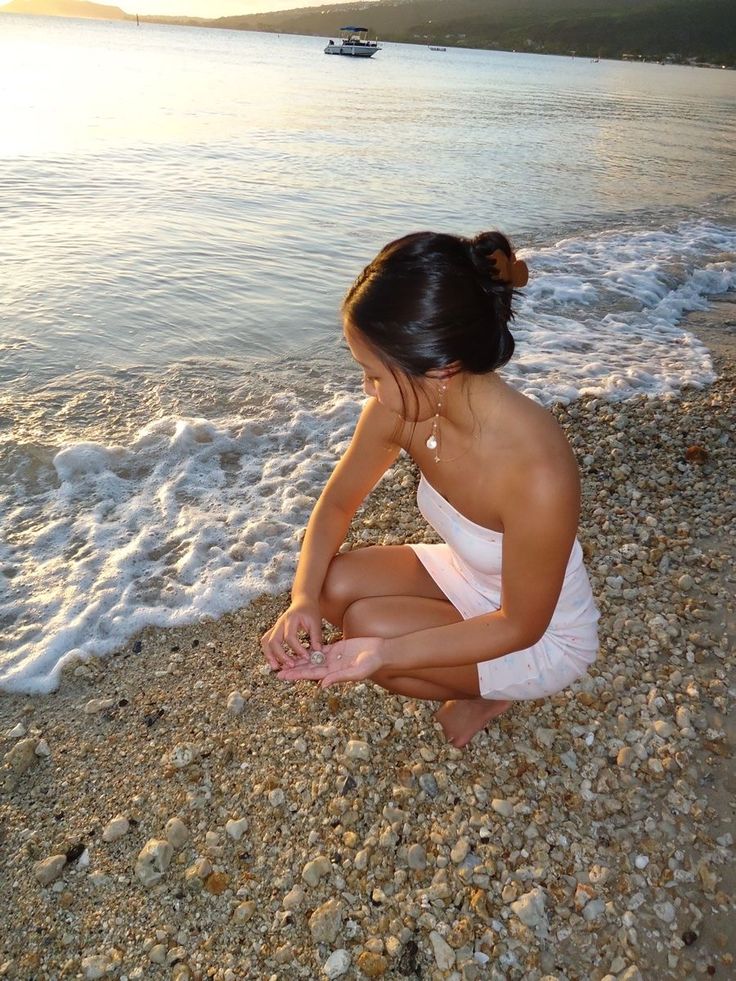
1;218;734;693
0;395;359;693
509;219;735;403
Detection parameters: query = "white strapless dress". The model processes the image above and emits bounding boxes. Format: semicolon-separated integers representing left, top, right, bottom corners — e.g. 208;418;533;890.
408;474;600;701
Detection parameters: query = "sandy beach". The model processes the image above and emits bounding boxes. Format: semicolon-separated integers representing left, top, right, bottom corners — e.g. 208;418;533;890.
1;298;734;981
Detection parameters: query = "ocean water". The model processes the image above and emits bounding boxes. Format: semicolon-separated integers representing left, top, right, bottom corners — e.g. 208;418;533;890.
1;15;735;693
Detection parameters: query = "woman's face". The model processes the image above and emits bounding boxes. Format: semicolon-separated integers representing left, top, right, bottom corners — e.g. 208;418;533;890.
343;322;433;420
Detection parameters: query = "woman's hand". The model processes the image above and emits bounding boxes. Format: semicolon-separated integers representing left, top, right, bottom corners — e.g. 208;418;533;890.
276;636;384;688
260;600;323;671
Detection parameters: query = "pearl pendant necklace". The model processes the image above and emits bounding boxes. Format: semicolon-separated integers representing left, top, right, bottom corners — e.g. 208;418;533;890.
425;381;446;463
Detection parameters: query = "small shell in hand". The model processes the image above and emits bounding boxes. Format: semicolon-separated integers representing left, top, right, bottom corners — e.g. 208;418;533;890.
310;650;326;665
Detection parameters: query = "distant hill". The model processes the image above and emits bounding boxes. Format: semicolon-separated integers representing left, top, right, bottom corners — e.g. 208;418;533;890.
2;0;733;66
1;0;125;18
145;0;736;67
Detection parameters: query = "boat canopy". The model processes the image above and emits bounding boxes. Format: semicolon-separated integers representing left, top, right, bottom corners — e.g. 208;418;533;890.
339;26;369;32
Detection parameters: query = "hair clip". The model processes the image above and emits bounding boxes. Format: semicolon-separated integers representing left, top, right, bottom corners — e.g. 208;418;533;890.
489;249;529;288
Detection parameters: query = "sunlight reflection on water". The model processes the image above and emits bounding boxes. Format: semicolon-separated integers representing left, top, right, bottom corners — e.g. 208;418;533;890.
1;15;735;395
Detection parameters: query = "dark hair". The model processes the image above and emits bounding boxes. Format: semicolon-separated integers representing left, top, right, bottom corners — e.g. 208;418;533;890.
343;230;519;377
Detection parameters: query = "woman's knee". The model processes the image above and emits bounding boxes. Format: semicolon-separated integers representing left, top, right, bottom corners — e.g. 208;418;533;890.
342;597;390;639
320;546;393;617
320;552;360;624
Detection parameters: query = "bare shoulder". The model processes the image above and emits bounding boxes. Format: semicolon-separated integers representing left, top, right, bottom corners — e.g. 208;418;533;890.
498;386;580;515
354;395;405;449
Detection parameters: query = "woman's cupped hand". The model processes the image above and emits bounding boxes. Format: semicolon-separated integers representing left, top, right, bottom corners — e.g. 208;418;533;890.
276;637;384;688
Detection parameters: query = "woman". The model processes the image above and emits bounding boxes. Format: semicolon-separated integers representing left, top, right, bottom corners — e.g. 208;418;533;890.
261;231;599;747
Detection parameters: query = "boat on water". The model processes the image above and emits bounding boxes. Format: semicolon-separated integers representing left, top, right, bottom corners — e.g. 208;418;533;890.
325;27;380;58
429;46;447;52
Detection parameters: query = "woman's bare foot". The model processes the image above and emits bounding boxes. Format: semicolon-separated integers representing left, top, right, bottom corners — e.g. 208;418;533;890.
435;698;512;747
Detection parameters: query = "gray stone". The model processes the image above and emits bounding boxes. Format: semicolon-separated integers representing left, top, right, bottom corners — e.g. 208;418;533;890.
165;817;190;849
491;798;513;818
135;839;173;886
344;739;370;761
429;931;455;971
33;854;66;886
418;774;438;797
102;814;130;843
302;855;331;887
323;949;351;979
309;899;343;943
268;788;285;806
83;698;115;714
583;898;606;921
232;900;256;923
511;887;546;928
407;843;427;871
81;954;112;979
224;817;247;841
451;838;470;864
183;858;212;890
149;945;167;964
166;744;198;768
654;901;676;924
226;691;245;715
4;738;38;775
283;884;305;910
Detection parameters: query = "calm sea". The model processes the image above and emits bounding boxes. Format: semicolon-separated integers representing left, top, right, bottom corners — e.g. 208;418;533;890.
1;14;735;692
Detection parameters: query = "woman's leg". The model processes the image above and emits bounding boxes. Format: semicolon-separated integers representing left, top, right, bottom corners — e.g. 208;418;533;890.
321;550;512;747
320;545;449;628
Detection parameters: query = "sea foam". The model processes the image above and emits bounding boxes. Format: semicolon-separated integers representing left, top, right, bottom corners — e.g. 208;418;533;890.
1;218;734;693
0;395;358;693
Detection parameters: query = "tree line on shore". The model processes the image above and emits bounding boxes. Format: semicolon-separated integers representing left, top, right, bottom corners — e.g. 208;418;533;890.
150;0;735;67
3;0;734;66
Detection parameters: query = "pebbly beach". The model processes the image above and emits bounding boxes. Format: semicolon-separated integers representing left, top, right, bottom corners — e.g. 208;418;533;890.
1;299;734;981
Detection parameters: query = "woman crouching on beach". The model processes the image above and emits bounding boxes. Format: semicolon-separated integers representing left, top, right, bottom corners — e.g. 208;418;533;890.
261;231;600;747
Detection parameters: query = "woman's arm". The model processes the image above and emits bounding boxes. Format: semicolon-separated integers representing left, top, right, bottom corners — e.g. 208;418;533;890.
261;398;401;664
292;398;402;601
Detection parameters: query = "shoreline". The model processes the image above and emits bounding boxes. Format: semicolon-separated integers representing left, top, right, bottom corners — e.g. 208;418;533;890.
3;14;733;70
1;298;734;980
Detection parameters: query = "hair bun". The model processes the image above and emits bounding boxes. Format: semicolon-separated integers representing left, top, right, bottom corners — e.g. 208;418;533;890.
470;233;529;289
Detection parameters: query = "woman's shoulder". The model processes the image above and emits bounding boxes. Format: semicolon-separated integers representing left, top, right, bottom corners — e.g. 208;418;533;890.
355;396;407;449
496;386;579;490
497;381;567;441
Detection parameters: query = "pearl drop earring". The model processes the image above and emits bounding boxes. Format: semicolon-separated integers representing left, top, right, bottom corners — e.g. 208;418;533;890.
425;381;447;463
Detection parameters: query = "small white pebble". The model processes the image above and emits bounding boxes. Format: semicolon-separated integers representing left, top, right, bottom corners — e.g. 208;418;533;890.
226;691;245;715
102;815;130;843
225;818;248;841
491;798;514;818
344;739;370;761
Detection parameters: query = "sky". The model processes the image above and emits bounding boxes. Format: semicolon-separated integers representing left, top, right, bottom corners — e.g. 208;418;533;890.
127;1;376;17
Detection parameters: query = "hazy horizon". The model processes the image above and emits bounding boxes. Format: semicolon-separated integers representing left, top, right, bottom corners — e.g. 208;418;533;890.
115;0;375;17
0;0;376;16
